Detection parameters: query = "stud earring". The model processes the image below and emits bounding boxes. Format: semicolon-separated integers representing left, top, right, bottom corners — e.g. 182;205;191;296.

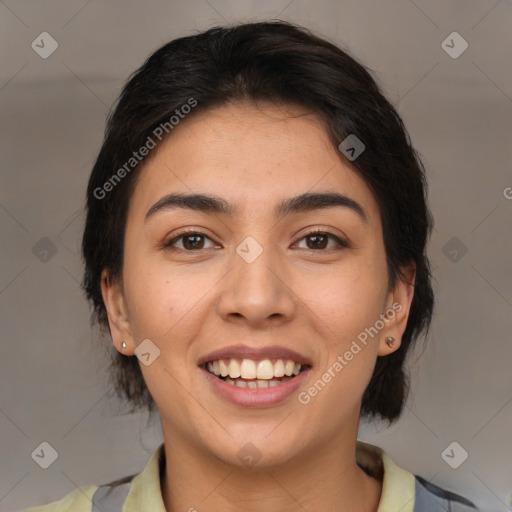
121;342;127;350
385;337;395;348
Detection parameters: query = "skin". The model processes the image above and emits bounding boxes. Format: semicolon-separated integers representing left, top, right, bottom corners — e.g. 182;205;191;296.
101;102;415;512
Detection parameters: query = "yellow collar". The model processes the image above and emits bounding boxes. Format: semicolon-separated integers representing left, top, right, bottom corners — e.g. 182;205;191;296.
123;440;415;512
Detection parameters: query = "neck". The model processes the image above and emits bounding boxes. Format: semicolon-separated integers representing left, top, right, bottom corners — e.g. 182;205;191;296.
160;426;382;512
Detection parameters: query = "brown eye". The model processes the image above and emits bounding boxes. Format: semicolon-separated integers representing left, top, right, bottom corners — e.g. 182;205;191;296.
181;234;205;250
164;231;217;251
295;230;349;250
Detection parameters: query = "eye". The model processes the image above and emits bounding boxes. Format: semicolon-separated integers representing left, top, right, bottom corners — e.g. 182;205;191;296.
163;230;218;251
162;228;349;252
294;229;349;251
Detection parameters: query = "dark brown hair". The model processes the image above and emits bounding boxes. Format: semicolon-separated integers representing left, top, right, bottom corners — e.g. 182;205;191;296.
82;20;434;423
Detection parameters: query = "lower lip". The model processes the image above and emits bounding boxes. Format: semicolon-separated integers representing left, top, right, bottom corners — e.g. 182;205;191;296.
201;367;311;408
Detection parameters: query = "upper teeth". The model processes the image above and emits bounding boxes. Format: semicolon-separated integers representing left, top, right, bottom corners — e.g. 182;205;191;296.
206;359;303;379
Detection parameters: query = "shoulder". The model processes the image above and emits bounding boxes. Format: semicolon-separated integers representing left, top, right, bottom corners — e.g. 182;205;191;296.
412;475;480;511
22;485;98;512
21;443;165;512
356;440;479;512
22;473;137;512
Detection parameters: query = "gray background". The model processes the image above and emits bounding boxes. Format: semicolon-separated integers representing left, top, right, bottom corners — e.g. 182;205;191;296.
1;1;511;511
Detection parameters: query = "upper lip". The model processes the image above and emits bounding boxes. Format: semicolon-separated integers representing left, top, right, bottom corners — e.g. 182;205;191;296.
198;344;313;367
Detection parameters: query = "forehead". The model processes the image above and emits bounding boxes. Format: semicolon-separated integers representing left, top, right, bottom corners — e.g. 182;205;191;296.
128;102;381;226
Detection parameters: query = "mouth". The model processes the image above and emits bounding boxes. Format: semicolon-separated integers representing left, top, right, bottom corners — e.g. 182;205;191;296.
201;357;311;388
197;345;313;407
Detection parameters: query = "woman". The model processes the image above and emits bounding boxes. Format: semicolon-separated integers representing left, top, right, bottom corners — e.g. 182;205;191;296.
25;20;478;512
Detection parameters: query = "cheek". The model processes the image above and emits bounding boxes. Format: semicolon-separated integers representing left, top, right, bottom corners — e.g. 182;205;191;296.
121;251;199;341
305;257;388;346
298;270;385;423
300;254;388;416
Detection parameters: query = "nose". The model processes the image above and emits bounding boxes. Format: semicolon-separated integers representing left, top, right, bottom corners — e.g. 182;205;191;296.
216;239;297;328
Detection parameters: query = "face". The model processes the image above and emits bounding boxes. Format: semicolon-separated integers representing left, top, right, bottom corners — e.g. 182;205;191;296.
102;102;414;468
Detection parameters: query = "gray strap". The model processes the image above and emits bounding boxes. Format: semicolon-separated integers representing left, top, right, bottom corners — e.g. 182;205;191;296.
412;476;479;511
91;481;132;512
413;479;449;511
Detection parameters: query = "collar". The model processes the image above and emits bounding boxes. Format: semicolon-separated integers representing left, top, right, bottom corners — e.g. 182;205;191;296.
356;440;415;512
123;440;415;512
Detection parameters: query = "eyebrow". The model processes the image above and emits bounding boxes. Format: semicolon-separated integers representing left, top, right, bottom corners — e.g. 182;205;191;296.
145;191;367;223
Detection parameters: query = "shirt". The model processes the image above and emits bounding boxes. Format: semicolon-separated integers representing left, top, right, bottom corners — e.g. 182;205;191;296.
23;440;479;511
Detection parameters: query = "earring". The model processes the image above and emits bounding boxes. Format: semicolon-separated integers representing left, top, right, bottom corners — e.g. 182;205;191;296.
121;342;127;350
385;337;395;348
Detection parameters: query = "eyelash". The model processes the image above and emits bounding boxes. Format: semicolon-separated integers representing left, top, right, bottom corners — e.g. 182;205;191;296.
162;228;350;252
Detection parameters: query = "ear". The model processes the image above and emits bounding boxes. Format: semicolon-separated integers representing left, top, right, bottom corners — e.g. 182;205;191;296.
377;262;416;356
100;268;134;355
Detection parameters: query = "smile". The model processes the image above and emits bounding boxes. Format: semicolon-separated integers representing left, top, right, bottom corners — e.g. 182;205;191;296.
204;358;309;388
